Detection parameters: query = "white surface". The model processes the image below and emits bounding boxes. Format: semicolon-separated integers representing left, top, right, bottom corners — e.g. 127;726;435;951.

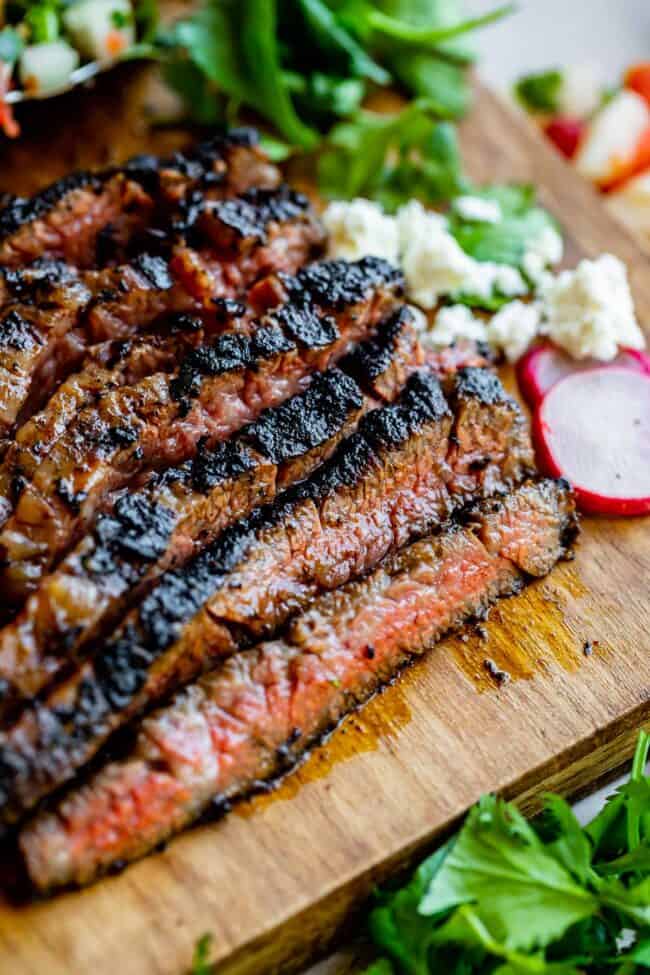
471;0;650;91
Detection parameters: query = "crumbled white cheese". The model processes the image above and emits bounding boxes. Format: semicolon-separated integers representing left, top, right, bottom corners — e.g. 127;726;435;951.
400;227;476;310
456;261;528;301
540;254;645;360
453;195;502;224
523;225;564;285
424;305;487;349
322;198;399;263
487;300;541;363
396;199;447;251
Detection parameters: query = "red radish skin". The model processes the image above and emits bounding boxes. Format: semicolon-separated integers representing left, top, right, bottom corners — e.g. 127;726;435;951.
533;366;650;516
517;342;650;409
544;116;584;160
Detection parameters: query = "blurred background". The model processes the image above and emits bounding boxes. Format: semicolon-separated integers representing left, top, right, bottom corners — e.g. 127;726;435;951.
473;0;650;89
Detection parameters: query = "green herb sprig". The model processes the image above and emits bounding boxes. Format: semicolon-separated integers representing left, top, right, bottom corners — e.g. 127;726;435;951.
158;0;514;204
363;731;650;974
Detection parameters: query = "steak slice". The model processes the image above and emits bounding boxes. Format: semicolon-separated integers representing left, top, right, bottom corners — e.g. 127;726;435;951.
0;258;402;610
0;368;365;722
18;478;577;891
0;129;279;269
0;307;466;723
0;186;324;443
0;322;246;526
0;365;533;824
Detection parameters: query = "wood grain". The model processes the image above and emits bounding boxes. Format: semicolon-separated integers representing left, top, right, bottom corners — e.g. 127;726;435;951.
0;70;649;975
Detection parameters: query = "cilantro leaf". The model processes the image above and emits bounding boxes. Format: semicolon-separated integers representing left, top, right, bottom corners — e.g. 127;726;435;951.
537;795;594;886
419;795;597;952
450;204;558;269
319;103;468;205
368;841;451;973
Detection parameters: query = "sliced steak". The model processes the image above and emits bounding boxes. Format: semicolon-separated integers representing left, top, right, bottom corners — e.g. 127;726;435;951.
0;322;235;526
0;258;402;610
0;186;323;443
0;129;279;269
0;368;365;720
18;478;577;890
0;365;533;824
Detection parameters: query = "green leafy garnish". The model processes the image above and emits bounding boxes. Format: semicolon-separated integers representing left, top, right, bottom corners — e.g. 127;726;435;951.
514;69;563;113
319;102;468;207
158;0;513;201
360;731;650;974
449;184;559;269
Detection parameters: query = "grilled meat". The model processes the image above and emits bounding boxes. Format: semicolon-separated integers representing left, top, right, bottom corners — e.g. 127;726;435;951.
0;327;225;527
0;368;366;722
0;365;533;823
0;130;279;269
0;186;324;444
0;309;484;727
0;258;402;610
18;478;577;890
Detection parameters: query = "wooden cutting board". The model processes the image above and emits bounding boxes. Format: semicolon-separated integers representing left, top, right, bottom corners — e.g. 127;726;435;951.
0;67;649;975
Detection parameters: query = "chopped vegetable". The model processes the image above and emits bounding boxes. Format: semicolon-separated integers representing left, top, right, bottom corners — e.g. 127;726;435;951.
625;61;650;107
64;0;135;63
19;39;80;95
361;731;650;972
544;116;584;160
515;68;563;113
534;367;650;515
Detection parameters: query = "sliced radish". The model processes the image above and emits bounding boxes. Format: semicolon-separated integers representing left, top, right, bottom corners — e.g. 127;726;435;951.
516;342;650;408
533;367;650;515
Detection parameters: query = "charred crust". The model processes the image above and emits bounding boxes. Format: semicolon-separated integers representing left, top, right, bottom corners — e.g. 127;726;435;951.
453;367;509;406
1;259;77;301
270;302;338;348
340;306;413;384
170;326;292;401
206;185;309;241
281;256;403;310
190;441;257;494
55;479;88;514
0;172;100;241
242;369;362;464
212;297;246;318
360;372;449;452
93;493;176;565
0;309;41;351
131;254;173;291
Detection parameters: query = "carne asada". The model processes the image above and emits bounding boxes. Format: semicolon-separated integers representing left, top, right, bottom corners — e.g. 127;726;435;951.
0;367;366;719
0;185;324;445
0;310;487;726
0;258;402;610
0;130;279;269
0;365;533;823
18;478;577;890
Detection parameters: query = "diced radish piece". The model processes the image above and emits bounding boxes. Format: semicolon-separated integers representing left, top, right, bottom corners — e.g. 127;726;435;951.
533;367;650;515
517;342;650;408
575;90;650;189
625;62;650;107
544;116;584;160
